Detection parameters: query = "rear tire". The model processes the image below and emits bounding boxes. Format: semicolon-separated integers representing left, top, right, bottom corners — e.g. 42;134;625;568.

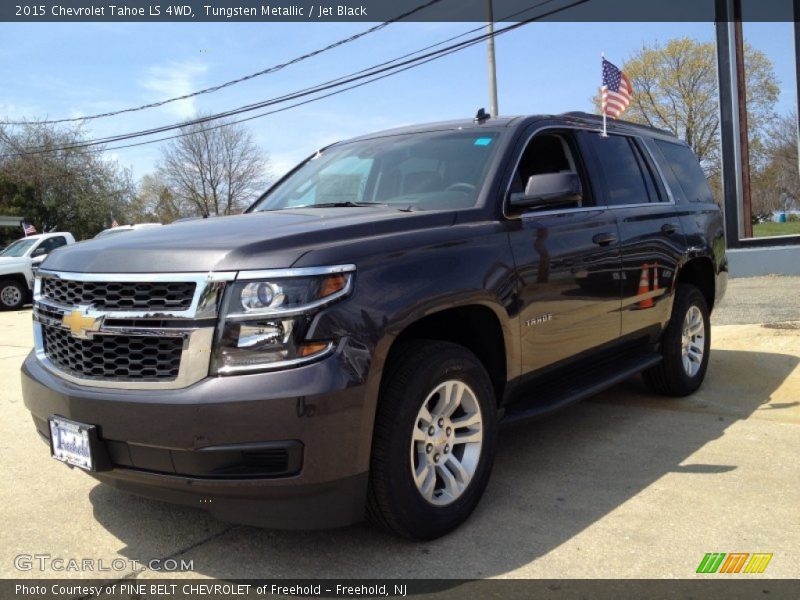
643;283;710;396
0;279;26;311
367;340;498;540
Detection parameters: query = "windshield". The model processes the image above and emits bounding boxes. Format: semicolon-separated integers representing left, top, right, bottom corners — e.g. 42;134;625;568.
252;130;503;212
0;239;36;257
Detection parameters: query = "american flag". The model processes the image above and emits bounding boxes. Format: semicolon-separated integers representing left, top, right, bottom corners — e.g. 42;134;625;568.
22;222;37;236
602;58;633;119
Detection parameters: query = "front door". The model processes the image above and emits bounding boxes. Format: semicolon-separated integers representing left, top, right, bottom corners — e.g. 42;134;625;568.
508;129;622;376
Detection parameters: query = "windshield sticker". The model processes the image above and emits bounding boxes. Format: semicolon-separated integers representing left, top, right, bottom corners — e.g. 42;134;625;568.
474;137;493;146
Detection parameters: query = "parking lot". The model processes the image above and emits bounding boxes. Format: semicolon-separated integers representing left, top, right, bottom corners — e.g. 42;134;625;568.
0;276;798;580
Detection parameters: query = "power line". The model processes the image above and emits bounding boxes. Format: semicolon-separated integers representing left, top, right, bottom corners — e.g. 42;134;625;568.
2;0;588;158
0;0;445;126
54;38;499;156
1;0;573;157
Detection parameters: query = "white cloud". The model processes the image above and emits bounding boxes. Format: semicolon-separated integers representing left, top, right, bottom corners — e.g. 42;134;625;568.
140;61;207;120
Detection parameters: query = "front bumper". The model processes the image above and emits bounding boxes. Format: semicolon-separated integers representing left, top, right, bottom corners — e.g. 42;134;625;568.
21;348;373;529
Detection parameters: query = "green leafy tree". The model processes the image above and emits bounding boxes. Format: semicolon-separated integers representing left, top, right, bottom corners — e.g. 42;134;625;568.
595;38;779;181
0;123;134;238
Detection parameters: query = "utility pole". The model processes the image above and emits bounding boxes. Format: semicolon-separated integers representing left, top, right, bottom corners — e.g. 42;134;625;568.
795;0;800;188
486;0;499;118
733;0;753;238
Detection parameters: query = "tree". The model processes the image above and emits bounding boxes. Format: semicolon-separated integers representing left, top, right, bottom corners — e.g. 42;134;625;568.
0;123;135;239
128;173;184;224
750;112;800;216
157;117;270;217
597;38;779;175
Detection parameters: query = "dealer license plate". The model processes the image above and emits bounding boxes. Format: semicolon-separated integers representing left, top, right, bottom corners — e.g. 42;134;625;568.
49;417;93;471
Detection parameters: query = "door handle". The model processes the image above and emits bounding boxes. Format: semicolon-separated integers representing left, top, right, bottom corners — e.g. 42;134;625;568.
661;223;678;234
592;232;617;246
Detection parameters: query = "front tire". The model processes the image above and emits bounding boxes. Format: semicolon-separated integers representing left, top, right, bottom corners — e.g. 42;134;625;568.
0;279;26;311
643;283;711;396
367;340;498;540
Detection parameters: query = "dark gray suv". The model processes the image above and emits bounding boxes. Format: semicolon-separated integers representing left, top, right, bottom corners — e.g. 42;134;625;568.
22;111;727;539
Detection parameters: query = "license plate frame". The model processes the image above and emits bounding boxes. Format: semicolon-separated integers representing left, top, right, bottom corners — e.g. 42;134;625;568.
49;416;98;471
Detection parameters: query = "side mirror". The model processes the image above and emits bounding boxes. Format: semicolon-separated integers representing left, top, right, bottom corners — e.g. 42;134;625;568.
31;254;47;265
31;248;46;258
508;172;583;211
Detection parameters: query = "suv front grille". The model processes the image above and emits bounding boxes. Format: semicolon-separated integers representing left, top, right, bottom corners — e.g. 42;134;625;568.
41;278;196;311
33;270;231;389
41;325;183;380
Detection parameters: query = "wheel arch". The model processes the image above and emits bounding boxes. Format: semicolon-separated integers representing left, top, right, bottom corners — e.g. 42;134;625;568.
675;257;716;313
0;272;29;287
379;303;511;405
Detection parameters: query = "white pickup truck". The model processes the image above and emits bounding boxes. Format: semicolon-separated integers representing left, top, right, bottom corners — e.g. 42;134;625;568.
0;232;76;310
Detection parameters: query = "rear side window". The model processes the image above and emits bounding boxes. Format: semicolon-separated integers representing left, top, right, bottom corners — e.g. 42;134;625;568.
653;140;714;203
582;133;659;206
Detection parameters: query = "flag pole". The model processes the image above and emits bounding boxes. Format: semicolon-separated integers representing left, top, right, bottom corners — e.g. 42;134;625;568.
601;52;608;137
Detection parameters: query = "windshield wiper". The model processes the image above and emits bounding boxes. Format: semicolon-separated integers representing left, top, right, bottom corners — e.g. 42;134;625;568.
291;201;387;209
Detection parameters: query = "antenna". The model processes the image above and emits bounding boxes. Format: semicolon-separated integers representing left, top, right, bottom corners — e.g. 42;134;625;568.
474;108;490;124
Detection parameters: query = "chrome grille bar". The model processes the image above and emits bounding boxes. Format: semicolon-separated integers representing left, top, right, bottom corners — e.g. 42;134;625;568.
32;270;235;390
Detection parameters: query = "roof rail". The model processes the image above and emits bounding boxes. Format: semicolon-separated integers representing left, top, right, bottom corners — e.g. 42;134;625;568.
560;110;674;137
561;111;598;118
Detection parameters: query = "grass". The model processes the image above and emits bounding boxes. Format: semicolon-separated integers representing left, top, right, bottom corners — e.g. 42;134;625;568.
752;221;800;238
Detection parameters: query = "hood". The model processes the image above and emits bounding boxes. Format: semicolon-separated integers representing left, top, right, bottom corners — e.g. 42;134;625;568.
41;207;455;274
0;256;30;271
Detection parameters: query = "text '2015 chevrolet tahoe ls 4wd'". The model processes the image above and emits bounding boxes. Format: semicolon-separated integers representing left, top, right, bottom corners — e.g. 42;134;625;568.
22;112;727;539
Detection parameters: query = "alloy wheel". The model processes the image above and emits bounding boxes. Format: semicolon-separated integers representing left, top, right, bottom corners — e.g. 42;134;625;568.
409;380;483;506
681;305;705;377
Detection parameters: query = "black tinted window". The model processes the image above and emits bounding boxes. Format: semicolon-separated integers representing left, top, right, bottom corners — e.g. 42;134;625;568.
511;132;590;207
654;140;714;203
38;237;67;253
584;134;656;206
49;237;67;250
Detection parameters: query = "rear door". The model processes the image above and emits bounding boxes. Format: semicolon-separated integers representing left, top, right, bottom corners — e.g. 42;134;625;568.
507;127;622;376
580;131;685;342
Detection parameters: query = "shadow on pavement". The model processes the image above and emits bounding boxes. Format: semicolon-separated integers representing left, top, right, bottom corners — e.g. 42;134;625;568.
88;348;797;579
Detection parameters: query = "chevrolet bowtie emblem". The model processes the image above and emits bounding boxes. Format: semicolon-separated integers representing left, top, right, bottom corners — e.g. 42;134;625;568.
62;308;102;339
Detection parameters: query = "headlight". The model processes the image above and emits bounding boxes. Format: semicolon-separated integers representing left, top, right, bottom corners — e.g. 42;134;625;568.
211;265;354;375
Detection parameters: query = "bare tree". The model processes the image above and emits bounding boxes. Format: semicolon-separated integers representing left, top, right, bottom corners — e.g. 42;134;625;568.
751;112;800;216
157;117;270;217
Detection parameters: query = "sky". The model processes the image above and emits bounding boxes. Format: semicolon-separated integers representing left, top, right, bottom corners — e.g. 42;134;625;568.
0;20;797;182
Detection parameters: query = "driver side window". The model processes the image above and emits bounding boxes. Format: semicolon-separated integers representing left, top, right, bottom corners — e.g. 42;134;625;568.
33;236;67;256
512;132;590;208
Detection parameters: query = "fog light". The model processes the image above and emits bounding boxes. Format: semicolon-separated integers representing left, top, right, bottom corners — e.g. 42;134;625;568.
237;320;293;348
